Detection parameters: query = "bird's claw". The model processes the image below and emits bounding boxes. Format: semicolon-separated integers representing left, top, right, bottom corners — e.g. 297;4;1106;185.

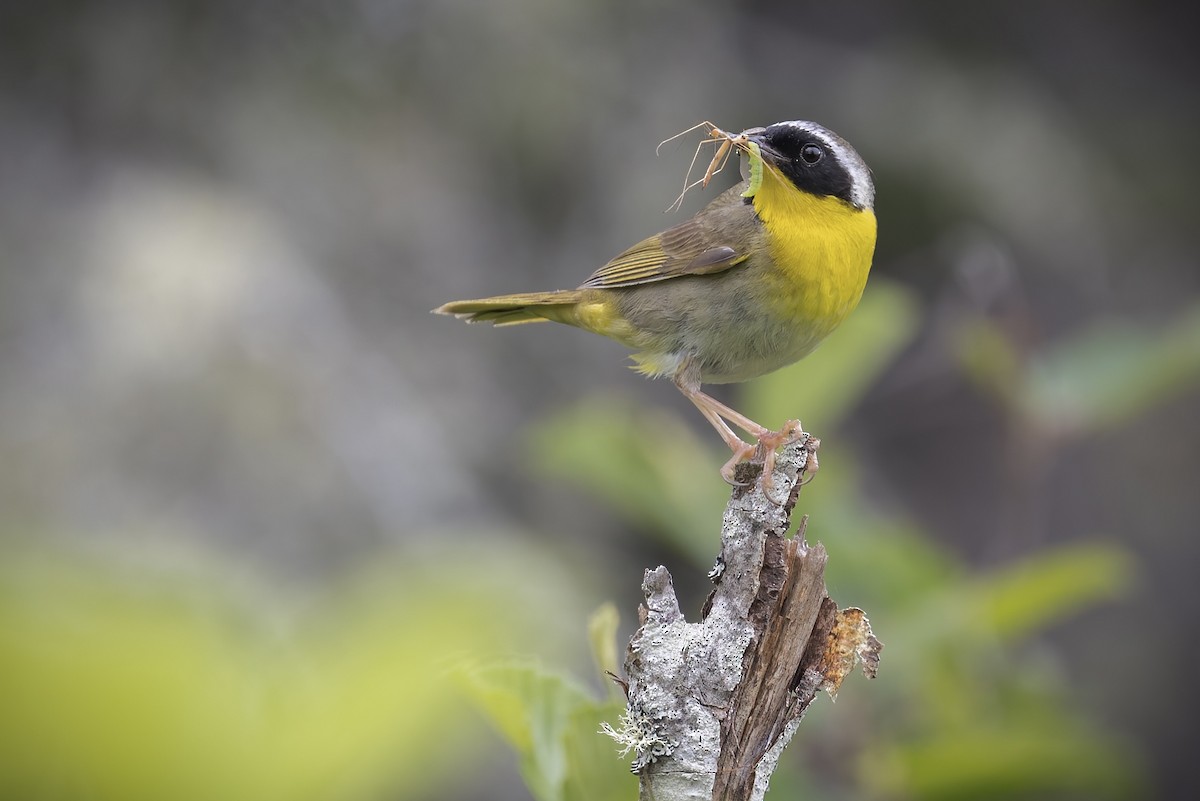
719;442;758;487
720;420;807;502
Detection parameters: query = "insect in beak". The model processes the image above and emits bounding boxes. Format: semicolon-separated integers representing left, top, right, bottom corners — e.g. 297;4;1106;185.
657;122;770;211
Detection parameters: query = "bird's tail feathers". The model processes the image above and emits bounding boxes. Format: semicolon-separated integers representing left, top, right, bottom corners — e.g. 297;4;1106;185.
433;290;586;326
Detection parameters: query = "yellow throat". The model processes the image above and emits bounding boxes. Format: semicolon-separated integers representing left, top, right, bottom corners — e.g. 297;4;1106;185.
751;165;877;339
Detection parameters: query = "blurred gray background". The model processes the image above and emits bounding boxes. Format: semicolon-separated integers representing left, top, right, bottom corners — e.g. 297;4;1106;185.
1;1;1197;799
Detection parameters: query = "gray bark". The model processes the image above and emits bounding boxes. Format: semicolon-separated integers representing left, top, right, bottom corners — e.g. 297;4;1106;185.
606;436;881;801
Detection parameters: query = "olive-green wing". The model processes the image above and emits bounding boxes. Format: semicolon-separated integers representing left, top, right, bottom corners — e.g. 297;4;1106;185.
578;184;758;289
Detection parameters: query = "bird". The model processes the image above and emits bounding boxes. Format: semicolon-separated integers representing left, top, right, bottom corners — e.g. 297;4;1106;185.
435;120;876;491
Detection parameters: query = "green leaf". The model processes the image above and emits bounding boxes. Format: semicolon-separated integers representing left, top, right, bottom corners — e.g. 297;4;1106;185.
527;398;727;565
971;543;1133;639
0;544;544;801
587;603;622;698
1026;304;1200;433
459;663;635;801
561;702;638;801
863;724;1140;801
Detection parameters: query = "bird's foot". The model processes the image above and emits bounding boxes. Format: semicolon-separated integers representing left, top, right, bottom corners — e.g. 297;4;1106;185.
753;420;806;503
719;441;759;487
718;420;809;502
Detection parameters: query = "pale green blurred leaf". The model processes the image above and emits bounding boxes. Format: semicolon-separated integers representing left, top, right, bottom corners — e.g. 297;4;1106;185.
743;279;921;432
0;543;556;801
1026;304;1200;432
821;519;961;615
561;701;639;801
863;724;1140;801
459;663;635;801
954;318;1023;407
587;603;622;697
875;542;1133;703
527;398;727;565
972;543;1132;639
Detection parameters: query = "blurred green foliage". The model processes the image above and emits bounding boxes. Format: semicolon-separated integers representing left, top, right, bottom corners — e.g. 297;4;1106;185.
459;660;635;801
4;282;1190;800
463;279;1175;800
0;538;577;801
455;605;633;801
957;303;1200;436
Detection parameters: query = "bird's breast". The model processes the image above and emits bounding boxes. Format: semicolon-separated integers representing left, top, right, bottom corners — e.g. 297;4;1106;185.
758;187;876;339
608;184;877;385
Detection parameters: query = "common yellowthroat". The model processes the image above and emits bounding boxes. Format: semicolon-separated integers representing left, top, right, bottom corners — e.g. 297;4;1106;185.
436;121;876;488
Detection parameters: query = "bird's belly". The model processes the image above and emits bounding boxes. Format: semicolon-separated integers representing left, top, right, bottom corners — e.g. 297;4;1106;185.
690;302;832;384
610;271;846;384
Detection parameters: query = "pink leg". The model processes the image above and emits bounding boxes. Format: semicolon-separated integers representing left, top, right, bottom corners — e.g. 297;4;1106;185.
689;399;758;485
672;360;805;492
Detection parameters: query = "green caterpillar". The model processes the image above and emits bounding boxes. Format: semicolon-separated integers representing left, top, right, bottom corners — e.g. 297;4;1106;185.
741;140;764;199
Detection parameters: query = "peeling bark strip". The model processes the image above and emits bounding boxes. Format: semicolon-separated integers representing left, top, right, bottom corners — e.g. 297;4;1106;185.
711;535;831;800
611;437;882;801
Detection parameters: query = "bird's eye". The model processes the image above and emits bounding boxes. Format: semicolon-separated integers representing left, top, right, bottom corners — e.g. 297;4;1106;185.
800;143;824;164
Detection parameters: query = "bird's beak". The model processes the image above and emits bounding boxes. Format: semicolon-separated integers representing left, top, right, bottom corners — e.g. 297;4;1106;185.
741;127;778;164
